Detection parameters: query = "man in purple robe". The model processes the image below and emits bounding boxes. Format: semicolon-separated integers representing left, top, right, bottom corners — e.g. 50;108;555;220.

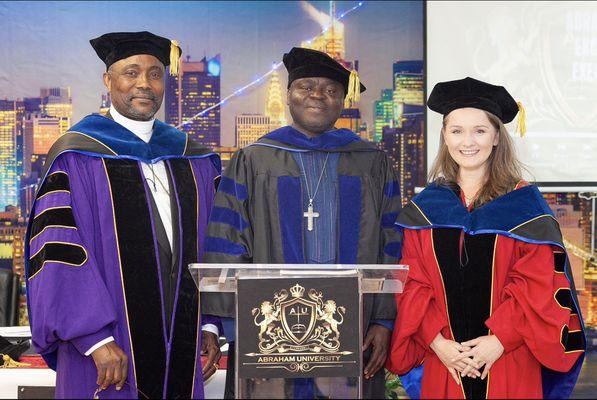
24;31;221;399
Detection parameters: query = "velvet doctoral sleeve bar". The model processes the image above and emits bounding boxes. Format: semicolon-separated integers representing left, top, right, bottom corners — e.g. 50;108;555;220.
27;157;118;358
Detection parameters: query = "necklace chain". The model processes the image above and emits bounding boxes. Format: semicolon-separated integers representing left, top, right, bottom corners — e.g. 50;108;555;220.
298;152;330;206
146;163;171;196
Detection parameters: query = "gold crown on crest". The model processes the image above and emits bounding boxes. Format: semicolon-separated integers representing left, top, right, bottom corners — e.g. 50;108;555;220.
290;283;305;298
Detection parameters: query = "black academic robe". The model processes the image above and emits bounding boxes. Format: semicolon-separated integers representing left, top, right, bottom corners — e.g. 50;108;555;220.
202;125;401;328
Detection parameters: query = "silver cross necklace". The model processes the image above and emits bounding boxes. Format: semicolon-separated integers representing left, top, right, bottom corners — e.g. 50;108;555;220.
298;152;330;231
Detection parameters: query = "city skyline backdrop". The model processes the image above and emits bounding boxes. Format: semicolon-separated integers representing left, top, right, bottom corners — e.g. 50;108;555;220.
0;0;433;327
0;1;595;335
0;1;424;146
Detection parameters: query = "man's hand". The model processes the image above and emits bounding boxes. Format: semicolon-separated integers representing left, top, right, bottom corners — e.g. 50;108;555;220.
454;335;504;380
91;341;128;391
429;333;476;385
201;331;222;380
362;324;391;379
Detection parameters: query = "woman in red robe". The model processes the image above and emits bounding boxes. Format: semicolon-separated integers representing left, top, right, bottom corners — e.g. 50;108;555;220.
386;77;585;399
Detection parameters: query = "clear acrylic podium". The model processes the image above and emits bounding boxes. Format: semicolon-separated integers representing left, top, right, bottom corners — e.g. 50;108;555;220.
189;264;408;399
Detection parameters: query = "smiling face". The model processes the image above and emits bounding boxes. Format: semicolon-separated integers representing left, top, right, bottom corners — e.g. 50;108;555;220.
103;54;165;121
287;77;345;137
442;108;499;174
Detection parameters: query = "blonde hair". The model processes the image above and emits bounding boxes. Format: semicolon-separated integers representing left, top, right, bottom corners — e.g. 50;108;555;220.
428;110;524;208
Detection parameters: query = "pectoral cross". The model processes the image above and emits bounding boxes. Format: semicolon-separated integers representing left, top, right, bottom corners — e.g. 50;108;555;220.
303;202;319;232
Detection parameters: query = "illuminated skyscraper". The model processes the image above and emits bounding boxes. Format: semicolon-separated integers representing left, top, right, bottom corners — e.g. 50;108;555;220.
0;206;21;269
393;61;424;128
14;108;25;180
336;107;361;132
381;111;425;205
235;114;270;148
21;96;42;178
165;55;221;147
358;122;371;141
0;206;26;325
100;93;111;115
378;60;426;205
11;225;26;276
29;154;47;179
24;97;42;114
301;1;345;61
393;61;424;103
40;87;73;120
0;205;26;277
373;89;394;142
264;69;287;130
0;100;24;210
25;113;70;155
17;88;71;183
22;117;33;179
21;113;67;209
19;175;37;219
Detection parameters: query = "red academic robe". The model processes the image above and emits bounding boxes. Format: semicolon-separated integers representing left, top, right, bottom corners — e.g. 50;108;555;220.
386;182;585;399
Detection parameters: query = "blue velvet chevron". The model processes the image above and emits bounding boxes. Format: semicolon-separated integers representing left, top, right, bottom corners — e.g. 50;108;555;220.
400;183;554;239
262;125;362;151
209;206;249;231
204;237;247;256
69;114;220;169
218;176;248;201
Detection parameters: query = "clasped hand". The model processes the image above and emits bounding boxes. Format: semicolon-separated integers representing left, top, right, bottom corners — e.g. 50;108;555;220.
430;334;504;385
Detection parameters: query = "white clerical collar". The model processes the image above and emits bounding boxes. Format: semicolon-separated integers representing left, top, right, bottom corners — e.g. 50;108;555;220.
109;104;155;143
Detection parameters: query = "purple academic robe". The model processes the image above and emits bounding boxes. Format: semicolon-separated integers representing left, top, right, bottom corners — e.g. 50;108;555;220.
25;115;221;399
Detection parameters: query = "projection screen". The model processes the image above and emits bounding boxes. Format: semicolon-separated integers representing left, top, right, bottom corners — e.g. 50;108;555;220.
427;1;597;187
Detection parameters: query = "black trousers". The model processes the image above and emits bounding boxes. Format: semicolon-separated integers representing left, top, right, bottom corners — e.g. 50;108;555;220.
224;341;385;399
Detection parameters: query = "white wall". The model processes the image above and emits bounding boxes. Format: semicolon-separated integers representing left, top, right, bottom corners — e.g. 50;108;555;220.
427;1;597;184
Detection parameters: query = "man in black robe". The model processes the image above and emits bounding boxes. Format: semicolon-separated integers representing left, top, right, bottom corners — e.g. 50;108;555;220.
203;47;401;398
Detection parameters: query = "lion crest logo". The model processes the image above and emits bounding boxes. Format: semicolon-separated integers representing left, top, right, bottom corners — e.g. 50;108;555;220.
251;283;346;354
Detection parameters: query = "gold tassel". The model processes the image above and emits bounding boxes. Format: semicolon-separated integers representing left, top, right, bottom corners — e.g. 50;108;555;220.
1;354;30;368
169;40;181;77
516;101;526;137
344;69;361;108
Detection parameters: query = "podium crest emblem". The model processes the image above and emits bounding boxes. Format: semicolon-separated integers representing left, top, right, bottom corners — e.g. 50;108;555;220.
239;277;359;377
251;283;346;355
280;284;317;344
